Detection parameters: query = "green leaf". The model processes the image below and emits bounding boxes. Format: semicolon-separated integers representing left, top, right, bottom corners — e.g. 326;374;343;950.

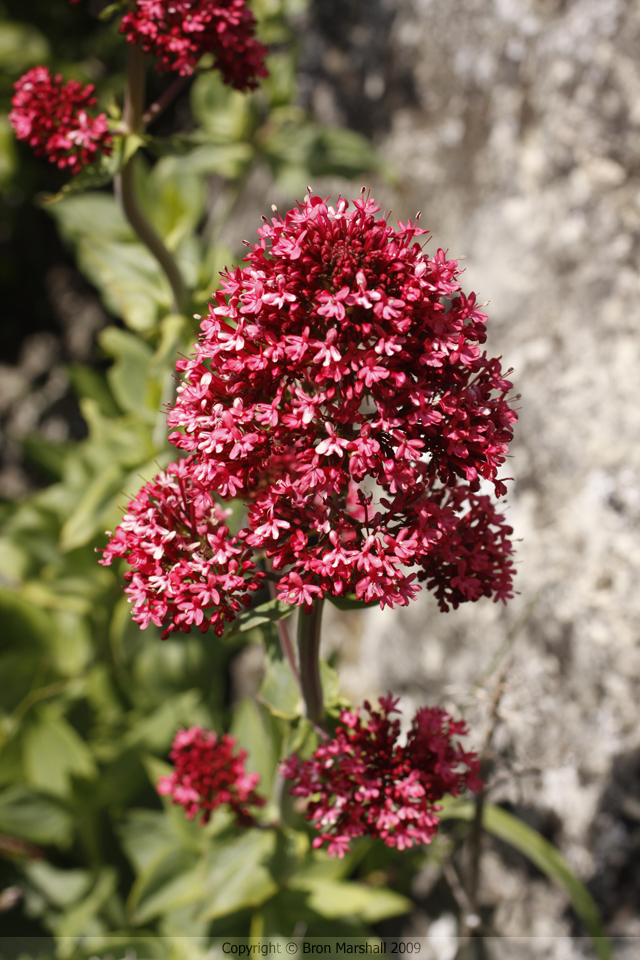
0;22;49;74
48;193;133;245
58;461;124;553
125;690;207;754
289;877;411;923
77;236;172;332
227;597;294;637
141;156;207;251
23;707;97;797
24;861;93;908
308;126;378;179
48;191;173;330
320;659;348;715
132;862;204;925
53;867;118;949
0;115;17;187
99;327;155;421
191;73;256;143
197;830;278;921
99;0;128;20
0;588;54;651
0;786;73;846
258;651;302;721
328;594;378;611
185;142;254;180
123;133;147;166
440;801;612;960
68;364;120;418
282;717;318;760
230;698;275;795
21;434;72;481
43;142;125;203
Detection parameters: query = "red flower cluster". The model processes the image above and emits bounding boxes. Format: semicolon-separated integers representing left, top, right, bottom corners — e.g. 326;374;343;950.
119;0;268;89
158;726;265;824
163;193;516;616
9;67;111;174
281;696;481;857
100;458;264;638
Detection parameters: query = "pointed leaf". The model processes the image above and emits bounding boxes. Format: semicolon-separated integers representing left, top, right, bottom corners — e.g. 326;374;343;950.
230;698;275;795
289;877;411;922
0;787;73;846
23;708;97;797
198;830;278;921
258;652;302;721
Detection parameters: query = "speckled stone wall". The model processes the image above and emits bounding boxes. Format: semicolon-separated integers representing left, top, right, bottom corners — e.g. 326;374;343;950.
300;0;640;952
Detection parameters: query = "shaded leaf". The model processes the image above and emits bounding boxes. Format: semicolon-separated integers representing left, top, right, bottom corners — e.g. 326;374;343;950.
23;708;97;797
99;327;155;421
0;786;73;846
197;830;278;921
0;22;49;74
230;698;275;795
258;652;301;721
24;861;92;908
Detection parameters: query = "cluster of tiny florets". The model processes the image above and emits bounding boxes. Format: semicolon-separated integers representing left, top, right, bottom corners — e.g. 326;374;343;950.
157;726;265;824
119;0;268;88
281;695;481;857
162;193;516;618
99;458;264;638
9;67;111;174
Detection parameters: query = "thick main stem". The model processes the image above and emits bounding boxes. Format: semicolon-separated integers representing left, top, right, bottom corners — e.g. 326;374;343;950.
297;600;325;725
117;41;188;315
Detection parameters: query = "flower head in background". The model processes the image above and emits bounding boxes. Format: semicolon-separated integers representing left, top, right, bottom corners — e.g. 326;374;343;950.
167;192;517;616
281;696;481;857
158;726;265;824
99;457;264;638
120;0;269;89
9;67;112;174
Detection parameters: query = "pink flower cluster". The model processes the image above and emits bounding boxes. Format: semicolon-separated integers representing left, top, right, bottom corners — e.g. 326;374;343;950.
119;0;268;88
158;726;265;824
282;695;481;857
9;67;111;175
163;193;516;616
100;458;264;638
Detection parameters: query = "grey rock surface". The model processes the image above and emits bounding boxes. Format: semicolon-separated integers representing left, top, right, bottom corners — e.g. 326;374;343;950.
304;0;640;951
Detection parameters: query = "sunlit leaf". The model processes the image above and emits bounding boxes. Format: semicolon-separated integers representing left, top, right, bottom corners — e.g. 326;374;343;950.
227;597;294;637
289;877;411;923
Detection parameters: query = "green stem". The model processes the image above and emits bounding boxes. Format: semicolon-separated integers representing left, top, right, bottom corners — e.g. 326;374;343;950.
117;40;188;315
297;599;325;725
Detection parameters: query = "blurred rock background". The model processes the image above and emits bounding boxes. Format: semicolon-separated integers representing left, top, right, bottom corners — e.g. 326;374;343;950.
1;0;639;955
298;0;640;954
